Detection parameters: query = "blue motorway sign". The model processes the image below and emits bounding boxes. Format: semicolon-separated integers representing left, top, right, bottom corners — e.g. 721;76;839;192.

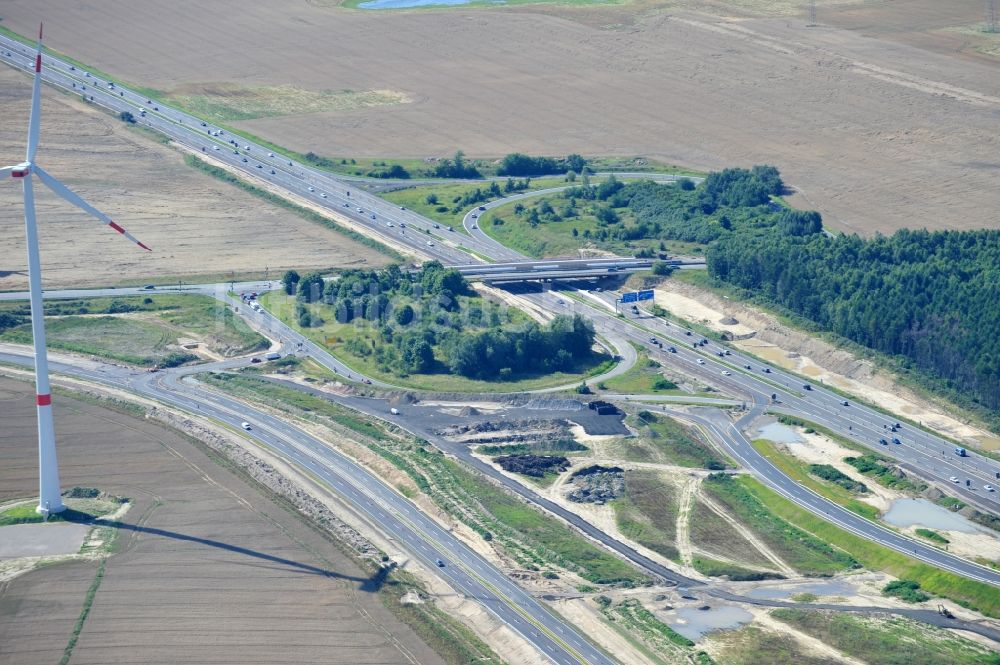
621;292;638;303
638;290;654;301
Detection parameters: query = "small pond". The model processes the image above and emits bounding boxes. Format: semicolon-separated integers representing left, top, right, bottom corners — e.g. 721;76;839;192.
746;579;854;600
668;605;752;641
358;0;483;8
756;422;803;444
883;498;986;534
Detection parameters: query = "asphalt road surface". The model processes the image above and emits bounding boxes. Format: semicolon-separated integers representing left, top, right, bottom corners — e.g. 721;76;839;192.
0;348;613;665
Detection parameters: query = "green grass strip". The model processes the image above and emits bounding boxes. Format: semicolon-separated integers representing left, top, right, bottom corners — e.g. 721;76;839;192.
739;476;1000;617
59;559;106;665
750;438;880;521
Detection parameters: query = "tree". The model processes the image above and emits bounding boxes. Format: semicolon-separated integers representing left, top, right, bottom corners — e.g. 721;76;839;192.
425;193;438;205
651;261;674;276
281;270;300;295
395;303;415;326
296;272;324;303
565;154;587;173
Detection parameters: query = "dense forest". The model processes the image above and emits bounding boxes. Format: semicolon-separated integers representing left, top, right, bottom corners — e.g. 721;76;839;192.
288;262;597;379
599;167;1000;419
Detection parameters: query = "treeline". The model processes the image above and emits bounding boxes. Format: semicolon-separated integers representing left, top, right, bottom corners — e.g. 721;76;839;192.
601;165;1000;419
497;153;587;177
708;227;1000;413
445;314;596;380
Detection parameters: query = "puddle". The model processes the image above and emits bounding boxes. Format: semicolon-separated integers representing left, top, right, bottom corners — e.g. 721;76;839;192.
756;422;804;444
746;579;854;600
883;498;987;534
669;605;752;641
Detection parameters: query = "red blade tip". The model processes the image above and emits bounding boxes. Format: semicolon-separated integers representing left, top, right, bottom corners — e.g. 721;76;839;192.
138;242;152;251
39;23;43;41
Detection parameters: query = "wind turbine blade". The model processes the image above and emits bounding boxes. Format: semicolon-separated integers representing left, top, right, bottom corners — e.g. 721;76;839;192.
33;165;152;251
26;23;43;163
0;166;16;178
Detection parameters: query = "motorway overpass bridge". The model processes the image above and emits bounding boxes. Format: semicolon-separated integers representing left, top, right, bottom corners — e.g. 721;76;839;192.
453;257;705;283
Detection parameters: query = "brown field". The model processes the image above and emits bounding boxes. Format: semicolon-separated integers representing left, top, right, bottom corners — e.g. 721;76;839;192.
0;377;442;665
2;1;999;236
0;66;389;292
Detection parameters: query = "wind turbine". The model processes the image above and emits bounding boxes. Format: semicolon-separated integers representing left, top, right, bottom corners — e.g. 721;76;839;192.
2;24;150;517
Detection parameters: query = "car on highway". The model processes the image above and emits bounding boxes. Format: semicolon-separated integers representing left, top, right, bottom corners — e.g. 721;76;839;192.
357;208;363;213
201;122;207;127
320;193;327;198
386;222;394;228
879;438;889;445
399;206;406;210
556;299;565;305
432;223;440;229
242;157;248;162
142;284;156;290
343;202;350;207
803;384;812;390
722;370;732;376
985;484;995;492
257;164;263;169
308;186;314;192
371;214;377;220
697;358;705;365
250;357;261;364
270;169;275;174
427;241;435;247
948;476;959;483
241;422;252;431
842;400;849;406
478;206;487;211
436;558;445;567
213;146;219;150
668;346;676;353
268;152;274;157
471;224;478;229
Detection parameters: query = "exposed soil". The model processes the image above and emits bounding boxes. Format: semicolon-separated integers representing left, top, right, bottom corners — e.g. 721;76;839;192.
0;66;388;291
3;2;999;237
0;376;443;665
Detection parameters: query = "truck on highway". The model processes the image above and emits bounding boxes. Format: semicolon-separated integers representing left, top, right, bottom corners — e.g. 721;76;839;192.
955;447;968;457
265;351;280;361
390;407;400;415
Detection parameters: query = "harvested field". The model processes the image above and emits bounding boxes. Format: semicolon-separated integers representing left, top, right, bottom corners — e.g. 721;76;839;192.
2;2;1000;235
0;66;388;292
0;377;443;665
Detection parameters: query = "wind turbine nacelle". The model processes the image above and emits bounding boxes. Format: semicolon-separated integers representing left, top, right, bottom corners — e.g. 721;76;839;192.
11;163;30;178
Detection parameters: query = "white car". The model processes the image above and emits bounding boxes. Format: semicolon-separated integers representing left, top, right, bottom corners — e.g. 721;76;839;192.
984;484;995;492
307;186;315;192
427;241;435;247
213;146;220;150
722;370;732;376
697;359;705;365
357;208;364;213
386;222;394;227
241;422;252;431
320;193;327;198
268;152;275;157
949;476;959;483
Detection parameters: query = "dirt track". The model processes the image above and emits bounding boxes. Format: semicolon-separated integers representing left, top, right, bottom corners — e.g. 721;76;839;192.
2;1;999;236
0;377;441;665
0;66;388;291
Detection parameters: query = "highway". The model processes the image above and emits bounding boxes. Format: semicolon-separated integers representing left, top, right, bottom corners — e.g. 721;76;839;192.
0;347;614;665
3;27;1000;646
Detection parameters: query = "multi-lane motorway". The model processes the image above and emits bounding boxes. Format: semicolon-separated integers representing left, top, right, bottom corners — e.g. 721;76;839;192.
4;29;1000;660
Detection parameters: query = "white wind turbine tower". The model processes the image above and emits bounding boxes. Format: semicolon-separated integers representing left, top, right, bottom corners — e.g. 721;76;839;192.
3;24;150;517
